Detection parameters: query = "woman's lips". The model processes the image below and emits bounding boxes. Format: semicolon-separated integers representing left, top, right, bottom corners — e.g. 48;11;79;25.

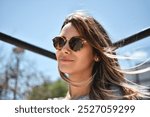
59;58;74;64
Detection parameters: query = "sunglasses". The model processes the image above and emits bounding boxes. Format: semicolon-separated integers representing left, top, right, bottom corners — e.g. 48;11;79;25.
52;36;86;52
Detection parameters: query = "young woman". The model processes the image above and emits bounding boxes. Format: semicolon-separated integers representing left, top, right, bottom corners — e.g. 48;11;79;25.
52;11;149;100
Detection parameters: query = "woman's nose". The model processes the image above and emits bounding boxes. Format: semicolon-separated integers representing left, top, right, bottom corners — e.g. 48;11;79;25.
61;42;71;54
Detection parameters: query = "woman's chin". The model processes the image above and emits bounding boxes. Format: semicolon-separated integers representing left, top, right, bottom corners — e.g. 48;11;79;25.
59;69;73;75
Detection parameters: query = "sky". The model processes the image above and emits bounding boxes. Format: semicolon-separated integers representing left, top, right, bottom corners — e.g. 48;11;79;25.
0;0;150;81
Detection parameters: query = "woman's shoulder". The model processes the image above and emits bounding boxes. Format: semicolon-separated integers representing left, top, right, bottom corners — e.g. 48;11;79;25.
109;84;124;97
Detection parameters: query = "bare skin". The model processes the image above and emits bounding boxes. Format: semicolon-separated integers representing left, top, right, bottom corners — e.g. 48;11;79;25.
56;23;96;99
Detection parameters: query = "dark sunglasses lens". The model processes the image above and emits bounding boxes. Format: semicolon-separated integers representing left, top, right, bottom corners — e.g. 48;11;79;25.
53;37;65;50
69;37;83;51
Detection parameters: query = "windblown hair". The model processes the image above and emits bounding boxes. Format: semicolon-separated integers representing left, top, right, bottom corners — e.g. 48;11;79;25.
59;11;149;100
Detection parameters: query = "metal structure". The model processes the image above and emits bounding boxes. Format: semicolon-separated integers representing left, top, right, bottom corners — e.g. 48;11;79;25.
113;27;150;49
0;27;150;59
0;28;150;99
0;32;56;60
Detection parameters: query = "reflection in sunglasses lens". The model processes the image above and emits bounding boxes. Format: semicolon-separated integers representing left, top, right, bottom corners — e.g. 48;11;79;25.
69;37;83;51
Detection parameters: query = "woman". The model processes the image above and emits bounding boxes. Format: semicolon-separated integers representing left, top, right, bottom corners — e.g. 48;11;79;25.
52;11;149;100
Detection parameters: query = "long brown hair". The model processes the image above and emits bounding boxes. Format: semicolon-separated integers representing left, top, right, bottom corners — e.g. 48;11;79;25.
59;11;149;99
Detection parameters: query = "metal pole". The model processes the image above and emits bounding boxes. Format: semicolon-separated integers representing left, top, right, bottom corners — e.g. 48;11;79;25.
0;27;150;59
113;27;150;49
0;32;56;60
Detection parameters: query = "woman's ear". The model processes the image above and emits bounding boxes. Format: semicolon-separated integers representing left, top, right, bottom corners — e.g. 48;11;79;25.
93;51;100;62
94;56;100;62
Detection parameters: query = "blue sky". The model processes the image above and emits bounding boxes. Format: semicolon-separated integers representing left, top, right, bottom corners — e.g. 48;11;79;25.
0;0;150;81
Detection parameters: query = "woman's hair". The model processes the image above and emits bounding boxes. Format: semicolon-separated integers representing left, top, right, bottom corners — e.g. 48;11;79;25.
58;11;150;99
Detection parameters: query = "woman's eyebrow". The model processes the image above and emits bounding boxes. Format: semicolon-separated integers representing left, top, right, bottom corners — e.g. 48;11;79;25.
58;35;66;39
61;35;82;39
62;36;66;39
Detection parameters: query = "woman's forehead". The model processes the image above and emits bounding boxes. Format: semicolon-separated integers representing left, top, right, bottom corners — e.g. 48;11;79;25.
59;23;80;38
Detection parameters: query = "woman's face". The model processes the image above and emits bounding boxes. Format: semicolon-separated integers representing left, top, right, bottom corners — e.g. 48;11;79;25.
56;23;95;76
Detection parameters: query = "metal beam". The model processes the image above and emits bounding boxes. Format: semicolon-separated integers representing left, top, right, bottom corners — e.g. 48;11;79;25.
113;27;150;49
0;27;150;60
0;32;56;60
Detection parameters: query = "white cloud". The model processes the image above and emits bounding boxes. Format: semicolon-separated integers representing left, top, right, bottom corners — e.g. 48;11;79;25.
130;51;148;59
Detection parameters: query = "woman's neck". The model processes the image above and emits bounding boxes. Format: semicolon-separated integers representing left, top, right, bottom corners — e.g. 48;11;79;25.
68;84;91;99
66;73;93;99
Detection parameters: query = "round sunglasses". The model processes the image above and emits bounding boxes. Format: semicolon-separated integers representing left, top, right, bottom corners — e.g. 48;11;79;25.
52;36;86;52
